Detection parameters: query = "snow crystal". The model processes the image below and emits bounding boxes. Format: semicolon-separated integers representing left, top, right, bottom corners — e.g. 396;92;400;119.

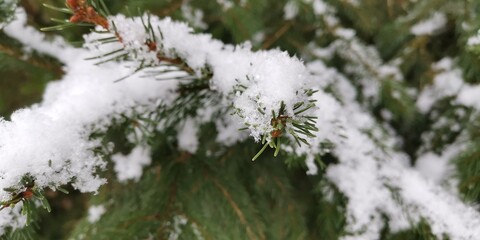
112;146;152;183
87;205;106;223
411;12;447;36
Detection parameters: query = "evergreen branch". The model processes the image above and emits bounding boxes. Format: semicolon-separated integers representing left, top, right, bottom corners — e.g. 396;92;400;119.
43;1;319;162
44;1;200;83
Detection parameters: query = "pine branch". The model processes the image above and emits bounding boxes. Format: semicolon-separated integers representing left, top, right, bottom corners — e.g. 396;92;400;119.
43;0;319;161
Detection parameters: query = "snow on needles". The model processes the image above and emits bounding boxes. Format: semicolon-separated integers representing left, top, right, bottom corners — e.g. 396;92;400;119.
0;9;179;232
108;14;314;142
0;9;313;232
0;7;480;240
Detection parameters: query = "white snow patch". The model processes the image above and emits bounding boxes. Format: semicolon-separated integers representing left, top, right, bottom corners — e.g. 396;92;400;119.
467;34;480;46
334;28;355;40
87;205;106;223
417;58;464;113
312;0;329;16
416;152;451;184
168;215;188;240
216;0;234;10
177;118;199;153
457;85;480;109
305;155;318;175
411;12;447;36
112;146;151;183
284;1;299;20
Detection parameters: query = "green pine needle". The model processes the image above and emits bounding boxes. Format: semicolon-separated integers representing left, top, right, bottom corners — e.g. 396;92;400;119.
252;142;269;161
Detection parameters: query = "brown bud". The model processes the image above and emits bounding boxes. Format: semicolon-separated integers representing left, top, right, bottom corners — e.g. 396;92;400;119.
86;6;96;16
22;190;34;199
146;40;157;51
69;14;82;23
271;129;282;138
66;0;78;9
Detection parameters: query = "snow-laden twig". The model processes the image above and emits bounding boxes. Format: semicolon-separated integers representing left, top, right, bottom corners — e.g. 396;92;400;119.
1;5;480;240
304;60;480;240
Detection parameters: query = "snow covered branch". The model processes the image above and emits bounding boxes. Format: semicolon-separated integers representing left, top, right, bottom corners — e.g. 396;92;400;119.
0;1;479;239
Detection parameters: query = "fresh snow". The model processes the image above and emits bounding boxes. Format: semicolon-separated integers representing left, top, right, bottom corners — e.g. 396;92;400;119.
0;4;478;240
417;58;464;113
177;118;199;153
283;1;299;20
112;146;152;183
468;34;480;46
411;12;447;36
87;205;106;223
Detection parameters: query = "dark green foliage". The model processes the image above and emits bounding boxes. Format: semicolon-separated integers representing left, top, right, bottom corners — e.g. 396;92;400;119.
0;31;60;117
308;181;347;239
378;79;417;128
455;141;480;203
69;124;311;239
1;0;480;239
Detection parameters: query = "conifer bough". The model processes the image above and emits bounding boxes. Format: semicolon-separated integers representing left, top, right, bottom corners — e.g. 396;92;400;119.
0;0;479;239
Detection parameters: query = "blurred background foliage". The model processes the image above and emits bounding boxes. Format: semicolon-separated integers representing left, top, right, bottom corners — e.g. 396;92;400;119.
0;0;480;239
